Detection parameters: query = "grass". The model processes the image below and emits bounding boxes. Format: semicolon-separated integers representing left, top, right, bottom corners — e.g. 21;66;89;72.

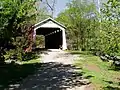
71;51;120;90
0;58;41;89
21;58;41;64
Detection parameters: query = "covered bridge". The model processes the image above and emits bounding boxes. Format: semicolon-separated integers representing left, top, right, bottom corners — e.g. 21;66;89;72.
33;18;67;50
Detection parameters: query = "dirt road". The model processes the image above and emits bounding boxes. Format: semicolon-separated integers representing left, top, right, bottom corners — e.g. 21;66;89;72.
16;50;90;90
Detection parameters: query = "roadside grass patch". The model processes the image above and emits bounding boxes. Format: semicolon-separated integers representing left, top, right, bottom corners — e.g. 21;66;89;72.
21;58;40;64
71;51;120;90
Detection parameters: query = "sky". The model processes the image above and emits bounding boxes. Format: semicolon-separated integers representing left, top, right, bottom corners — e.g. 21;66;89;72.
54;0;71;17
41;0;107;17
40;0;71;17
53;0;106;17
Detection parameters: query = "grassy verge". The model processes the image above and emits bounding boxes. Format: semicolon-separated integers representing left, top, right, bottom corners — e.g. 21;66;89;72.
0;58;41;89
21;58;40;64
71;51;120;90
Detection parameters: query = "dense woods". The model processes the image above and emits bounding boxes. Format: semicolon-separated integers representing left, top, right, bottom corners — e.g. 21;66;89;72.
56;0;120;57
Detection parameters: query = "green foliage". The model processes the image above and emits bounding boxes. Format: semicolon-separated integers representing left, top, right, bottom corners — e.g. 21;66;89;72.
102;0;120;23
36;35;45;48
0;0;49;62
56;0;98;50
56;0;120;57
99;0;120;55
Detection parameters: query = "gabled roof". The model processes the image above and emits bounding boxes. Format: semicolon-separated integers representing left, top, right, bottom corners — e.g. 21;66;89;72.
34;17;66;29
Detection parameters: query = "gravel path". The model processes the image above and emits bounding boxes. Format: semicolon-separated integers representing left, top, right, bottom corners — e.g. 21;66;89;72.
16;49;90;90
41;50;76;64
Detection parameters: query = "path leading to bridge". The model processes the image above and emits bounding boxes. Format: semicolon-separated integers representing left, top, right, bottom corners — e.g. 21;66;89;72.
17;50;91;90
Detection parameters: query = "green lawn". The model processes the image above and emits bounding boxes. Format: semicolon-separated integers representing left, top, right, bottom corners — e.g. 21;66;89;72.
0;58;41;89
71;51;120;90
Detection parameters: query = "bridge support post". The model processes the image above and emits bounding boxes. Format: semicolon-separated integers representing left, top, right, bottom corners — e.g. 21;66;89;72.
62;29;67;50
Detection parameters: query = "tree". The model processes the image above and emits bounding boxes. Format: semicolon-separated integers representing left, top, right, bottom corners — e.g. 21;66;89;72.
41;0;56;17
99;0;120;55
0;0;49;62
56;0;97;50
56;0;120;57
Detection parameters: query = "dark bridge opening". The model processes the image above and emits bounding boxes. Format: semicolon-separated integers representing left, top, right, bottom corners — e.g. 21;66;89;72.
36;28;62;49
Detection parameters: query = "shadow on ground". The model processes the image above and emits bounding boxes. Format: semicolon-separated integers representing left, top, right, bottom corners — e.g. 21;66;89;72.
0;62;90;90
70;51;93;57
17;62;88;90
33;48;52;55
103;80;120;90
0;63;41;90
103;86;120;90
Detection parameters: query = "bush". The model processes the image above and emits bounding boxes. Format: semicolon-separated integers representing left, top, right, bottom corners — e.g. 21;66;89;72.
6;49;39;61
